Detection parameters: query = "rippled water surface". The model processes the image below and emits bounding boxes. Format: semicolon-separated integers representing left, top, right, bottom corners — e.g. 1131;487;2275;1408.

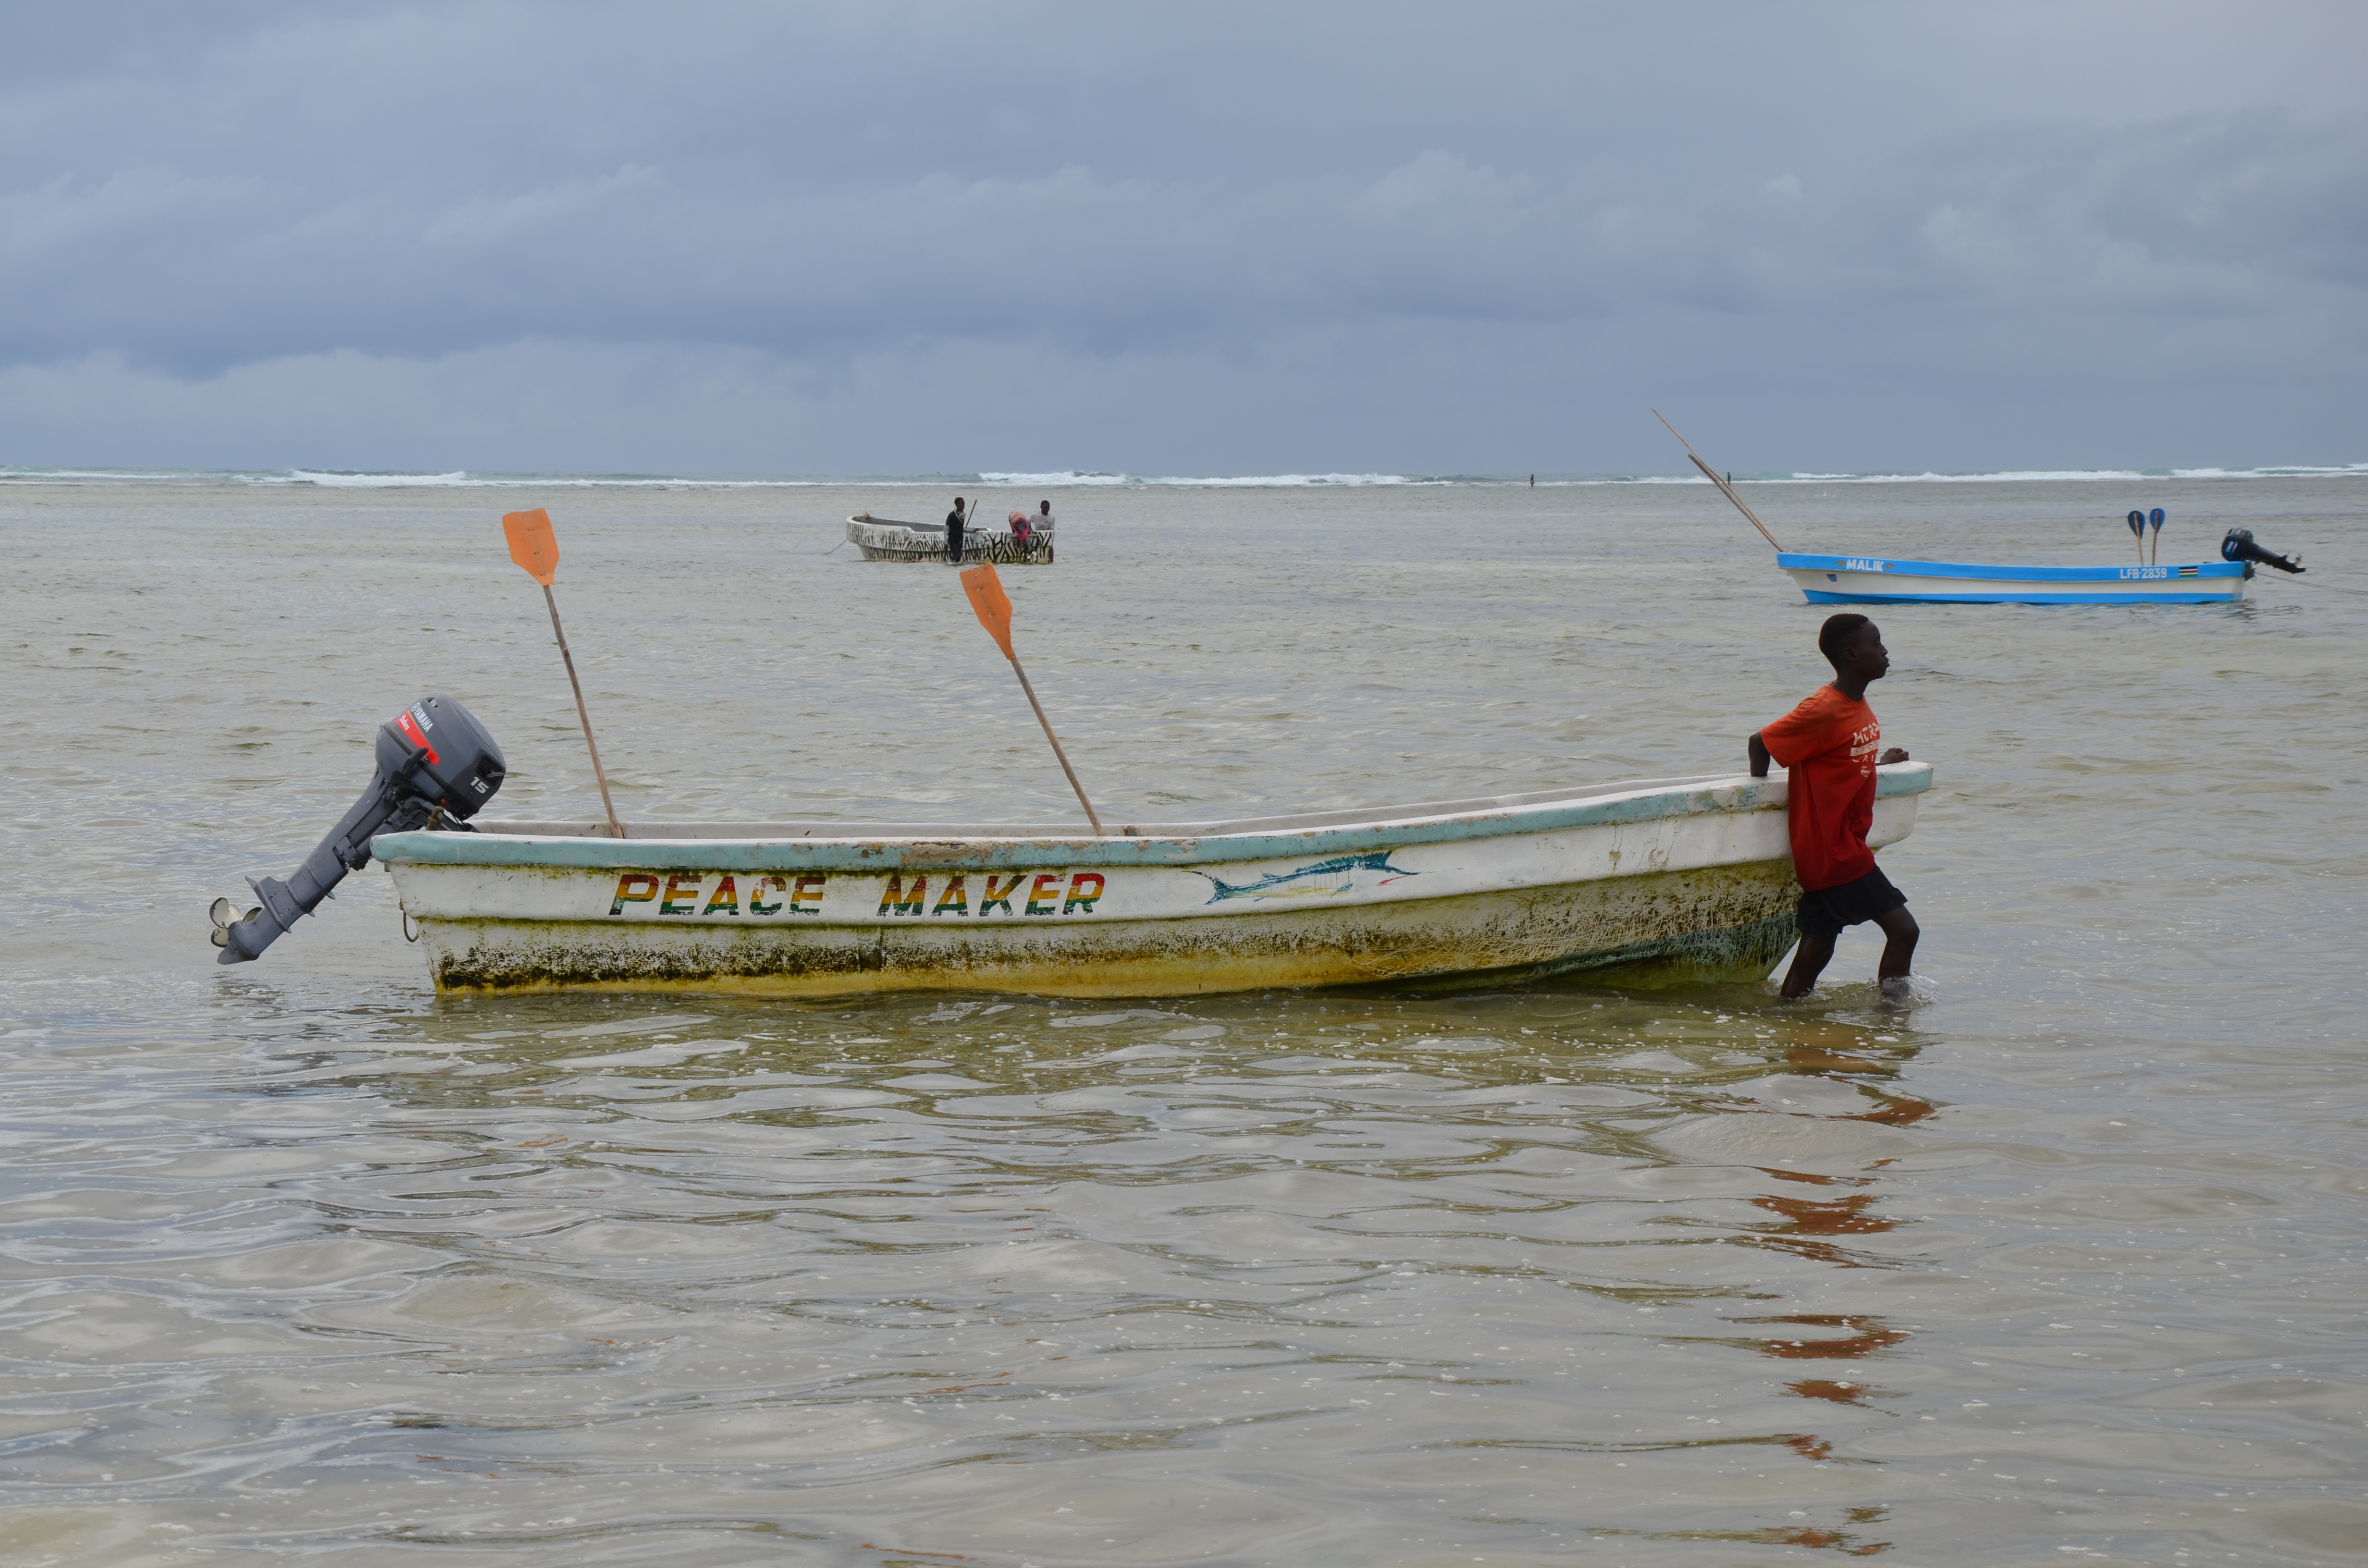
6;477;2366;1565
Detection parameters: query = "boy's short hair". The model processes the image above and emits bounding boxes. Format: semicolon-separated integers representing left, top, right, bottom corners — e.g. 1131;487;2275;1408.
1817;612;1873;663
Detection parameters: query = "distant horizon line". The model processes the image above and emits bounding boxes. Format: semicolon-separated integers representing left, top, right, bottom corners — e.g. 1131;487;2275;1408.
2;462;2364;491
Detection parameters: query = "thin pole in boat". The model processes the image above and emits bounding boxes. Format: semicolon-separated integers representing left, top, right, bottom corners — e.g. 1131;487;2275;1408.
501;508;626;840
1651;409;1786;551
959;562;1105;835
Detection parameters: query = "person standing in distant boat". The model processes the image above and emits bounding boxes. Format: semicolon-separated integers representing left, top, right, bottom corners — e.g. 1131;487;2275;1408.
1035;499;1054;535
1748;613;1916;1000
945;496;967;563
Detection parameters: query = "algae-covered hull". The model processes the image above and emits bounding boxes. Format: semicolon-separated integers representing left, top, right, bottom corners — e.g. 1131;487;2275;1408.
374;766;1932;998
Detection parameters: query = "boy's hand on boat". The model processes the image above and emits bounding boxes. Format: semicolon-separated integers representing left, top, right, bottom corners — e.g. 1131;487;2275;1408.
1880;747;1910;764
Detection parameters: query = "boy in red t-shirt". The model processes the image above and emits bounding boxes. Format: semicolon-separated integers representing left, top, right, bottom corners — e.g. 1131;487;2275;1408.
1748;613;1917;999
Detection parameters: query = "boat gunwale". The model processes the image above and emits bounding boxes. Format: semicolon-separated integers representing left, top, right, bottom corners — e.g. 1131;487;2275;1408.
1777;551;2243;582
848;513;1052;539
851;511;946;533
372;764;1932;873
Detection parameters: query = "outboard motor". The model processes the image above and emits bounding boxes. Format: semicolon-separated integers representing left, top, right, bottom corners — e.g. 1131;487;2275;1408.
2221;527;2304;576
212;695;506;965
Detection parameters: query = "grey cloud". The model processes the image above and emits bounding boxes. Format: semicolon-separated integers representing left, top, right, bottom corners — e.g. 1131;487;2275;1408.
10;119;2352;361
1;1;2362;469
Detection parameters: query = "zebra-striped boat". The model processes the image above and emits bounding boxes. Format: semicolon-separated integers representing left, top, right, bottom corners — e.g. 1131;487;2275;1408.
846;513;1055;564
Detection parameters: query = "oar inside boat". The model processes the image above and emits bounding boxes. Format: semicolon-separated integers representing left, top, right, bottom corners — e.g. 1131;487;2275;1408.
210;695;507;964
961;562;1105;834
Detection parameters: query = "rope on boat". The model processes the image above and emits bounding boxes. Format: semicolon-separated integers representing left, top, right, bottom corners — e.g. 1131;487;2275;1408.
2270;573;2368;597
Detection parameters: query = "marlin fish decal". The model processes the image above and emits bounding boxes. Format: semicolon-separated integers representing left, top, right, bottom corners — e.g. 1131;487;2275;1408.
1193;852;1419;905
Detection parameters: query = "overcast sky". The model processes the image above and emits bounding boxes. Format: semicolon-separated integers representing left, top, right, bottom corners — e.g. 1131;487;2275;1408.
3;1;2361;475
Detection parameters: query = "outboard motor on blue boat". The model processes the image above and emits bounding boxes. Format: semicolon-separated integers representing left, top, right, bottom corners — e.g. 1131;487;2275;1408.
211;695;506;965
2221;528;2304;576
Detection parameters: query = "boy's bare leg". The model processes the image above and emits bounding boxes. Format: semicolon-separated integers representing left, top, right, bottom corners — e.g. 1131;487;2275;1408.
1875;906;1920;995
1780;932;1838;1000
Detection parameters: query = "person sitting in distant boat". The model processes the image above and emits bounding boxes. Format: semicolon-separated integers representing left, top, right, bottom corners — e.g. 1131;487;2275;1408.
1748;613;1916;1000
945;497;967;562
1008;508;1031;542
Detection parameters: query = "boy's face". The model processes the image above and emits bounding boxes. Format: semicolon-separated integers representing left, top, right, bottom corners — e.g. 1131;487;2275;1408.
1836;624;1890;682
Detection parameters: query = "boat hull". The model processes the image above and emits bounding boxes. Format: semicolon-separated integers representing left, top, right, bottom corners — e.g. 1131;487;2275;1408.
846;514;1053;564
1778;552;2246;605
375;768;1931;998
399;861;1810;998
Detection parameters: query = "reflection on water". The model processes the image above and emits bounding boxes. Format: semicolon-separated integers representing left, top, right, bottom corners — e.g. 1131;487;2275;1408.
1;985;1951;1561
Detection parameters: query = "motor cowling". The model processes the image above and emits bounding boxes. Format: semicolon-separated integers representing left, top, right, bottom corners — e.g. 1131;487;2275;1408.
2221;527;2304;575
212;695;506;965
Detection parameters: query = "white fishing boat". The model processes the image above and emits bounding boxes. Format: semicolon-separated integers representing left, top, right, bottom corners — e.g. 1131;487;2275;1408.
370;763;1935;997
846;513;1055;564
1778;552;2251;605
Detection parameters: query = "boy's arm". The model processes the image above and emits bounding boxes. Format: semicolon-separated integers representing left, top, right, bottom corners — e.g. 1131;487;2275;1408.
1880;747;1910;763
1748;731;1772;778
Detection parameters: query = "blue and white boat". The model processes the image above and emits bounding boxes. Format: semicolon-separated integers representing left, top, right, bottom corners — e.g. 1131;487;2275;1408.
1777;552;2249;606
1652;411;2309;608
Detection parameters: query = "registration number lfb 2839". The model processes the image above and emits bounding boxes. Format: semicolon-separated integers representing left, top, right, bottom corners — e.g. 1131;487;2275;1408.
605;870;1109;920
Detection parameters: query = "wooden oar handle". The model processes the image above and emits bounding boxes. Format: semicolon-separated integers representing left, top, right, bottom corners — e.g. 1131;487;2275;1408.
1009;655;1104;835
1653;408;1785;552
544;584;625;839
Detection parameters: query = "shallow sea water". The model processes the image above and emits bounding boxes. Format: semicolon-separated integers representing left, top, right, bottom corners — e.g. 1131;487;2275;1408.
4;475;2366;1566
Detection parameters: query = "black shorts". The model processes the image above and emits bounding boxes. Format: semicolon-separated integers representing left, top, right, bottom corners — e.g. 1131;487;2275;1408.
1797;864;1908;943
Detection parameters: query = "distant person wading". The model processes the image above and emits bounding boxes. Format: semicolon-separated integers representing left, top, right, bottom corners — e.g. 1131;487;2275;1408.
945;497;967;562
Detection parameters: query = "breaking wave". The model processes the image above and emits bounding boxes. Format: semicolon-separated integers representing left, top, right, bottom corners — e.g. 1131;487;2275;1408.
1548;464;2368;486
1;464;2359;489
0;467;876;489
977;470;1461;487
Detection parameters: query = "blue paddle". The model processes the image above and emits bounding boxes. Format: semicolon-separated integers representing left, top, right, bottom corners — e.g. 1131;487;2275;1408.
2148;506;2165;566
2127;510;2145;565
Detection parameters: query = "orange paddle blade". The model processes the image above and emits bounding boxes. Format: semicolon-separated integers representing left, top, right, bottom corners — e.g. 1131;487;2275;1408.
961;563;1015;660
502;508;560;585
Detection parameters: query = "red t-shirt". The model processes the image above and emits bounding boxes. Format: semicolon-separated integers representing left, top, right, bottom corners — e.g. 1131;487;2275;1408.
1758;686;1881;892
